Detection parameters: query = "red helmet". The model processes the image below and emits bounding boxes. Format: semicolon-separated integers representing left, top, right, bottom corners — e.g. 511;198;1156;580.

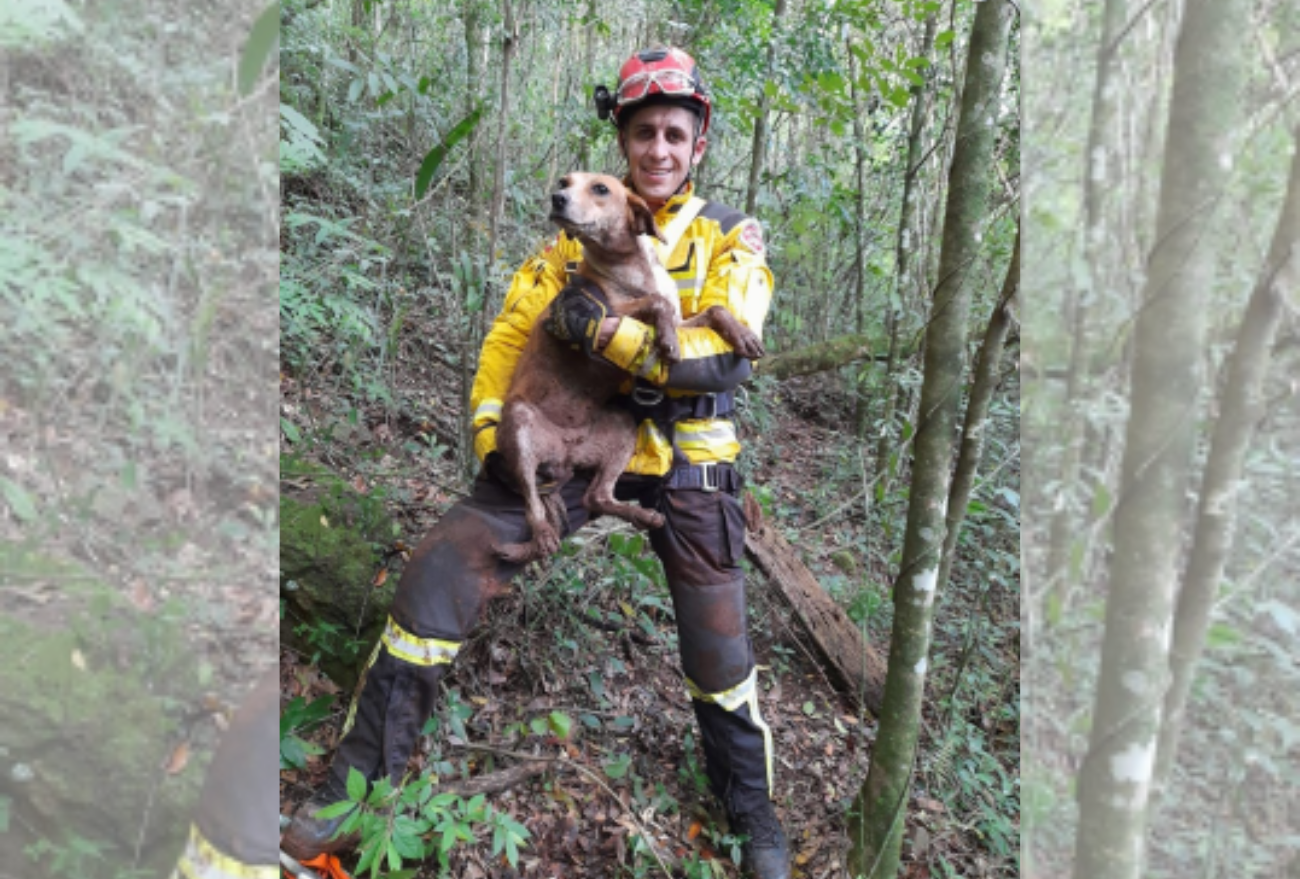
594;47;712;136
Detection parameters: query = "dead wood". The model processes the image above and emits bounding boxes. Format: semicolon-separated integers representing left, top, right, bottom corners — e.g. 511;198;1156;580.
440;760;549;798
744;524;887;715
753;332;907;381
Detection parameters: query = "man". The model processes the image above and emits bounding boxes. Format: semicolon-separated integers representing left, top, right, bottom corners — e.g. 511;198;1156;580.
282;46;788;878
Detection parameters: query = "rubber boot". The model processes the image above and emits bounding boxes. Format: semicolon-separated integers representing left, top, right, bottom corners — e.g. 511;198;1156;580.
283;646;447;860
693;699;791;878
279;781;360;862
729;798;792;879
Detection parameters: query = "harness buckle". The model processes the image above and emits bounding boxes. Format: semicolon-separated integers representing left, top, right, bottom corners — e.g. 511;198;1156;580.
699;392;718;419
698;461;719;493
632;385;665;406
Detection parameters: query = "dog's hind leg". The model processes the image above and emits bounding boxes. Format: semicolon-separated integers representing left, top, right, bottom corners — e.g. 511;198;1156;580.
579;413;664;531
493;408;564;563
542;490;570;538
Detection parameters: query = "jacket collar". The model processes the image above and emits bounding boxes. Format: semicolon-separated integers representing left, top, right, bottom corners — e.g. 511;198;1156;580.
622;178;697;223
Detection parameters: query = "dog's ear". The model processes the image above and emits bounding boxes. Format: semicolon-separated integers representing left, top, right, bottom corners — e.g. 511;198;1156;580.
627;193;666;243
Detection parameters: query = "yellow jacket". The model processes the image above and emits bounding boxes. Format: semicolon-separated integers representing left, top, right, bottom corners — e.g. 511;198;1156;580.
470;183;774;476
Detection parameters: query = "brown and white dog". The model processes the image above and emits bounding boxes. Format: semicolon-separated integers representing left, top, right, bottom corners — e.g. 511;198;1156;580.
492;173;762;563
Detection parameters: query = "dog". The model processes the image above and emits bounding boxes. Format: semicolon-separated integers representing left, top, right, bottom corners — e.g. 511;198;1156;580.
492;172;763;564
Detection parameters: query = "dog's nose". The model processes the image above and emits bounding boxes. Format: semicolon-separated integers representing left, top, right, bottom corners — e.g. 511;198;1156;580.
551;192;568;211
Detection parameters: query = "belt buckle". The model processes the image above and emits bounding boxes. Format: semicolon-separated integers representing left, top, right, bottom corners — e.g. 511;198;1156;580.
698;461;719;493
700;392;718;419
632;385;664;406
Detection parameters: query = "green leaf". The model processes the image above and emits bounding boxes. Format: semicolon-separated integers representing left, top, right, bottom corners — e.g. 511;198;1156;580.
281;418;301;443
346;766;367;802
603;753;632;779
1262;599;1300;638
326;55;360;74
280;696;333;735
238;2;280;96
315;800;356;820
1205;622;1241;649
0;478;38;523
348;78;364;103
1090;484;1109;517
414;105;485;200
935;30;955;48
548;711;574;740
802;701;816;716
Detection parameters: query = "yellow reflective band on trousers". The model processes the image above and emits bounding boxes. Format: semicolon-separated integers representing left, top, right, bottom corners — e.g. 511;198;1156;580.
342;618;462;737
171;823;277;879
686;668;775;792
381;616;461;667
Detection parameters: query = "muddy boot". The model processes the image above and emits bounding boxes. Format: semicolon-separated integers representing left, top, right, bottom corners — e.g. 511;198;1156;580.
730;799;791;879
280;783;360;861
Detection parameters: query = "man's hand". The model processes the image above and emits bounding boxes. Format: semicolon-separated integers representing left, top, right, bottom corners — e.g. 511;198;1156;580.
543;284;610;356
596;317;620;351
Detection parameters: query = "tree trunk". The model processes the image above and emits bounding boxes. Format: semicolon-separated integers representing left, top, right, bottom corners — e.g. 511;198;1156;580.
872;13;935;459
485;0;516;319
845;2;1013;875
936;223;1019;594
743;0;786;217
348;0;367;64
577;0;596;170
1154;125;1300;787
1072;0;1248;875
1044;0;1127;616
459;0;486;476
849;41;868;437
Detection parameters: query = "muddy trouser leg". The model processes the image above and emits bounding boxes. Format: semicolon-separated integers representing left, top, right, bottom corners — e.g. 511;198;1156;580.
323;470;594;800
173;668;279;873
648;484;774;818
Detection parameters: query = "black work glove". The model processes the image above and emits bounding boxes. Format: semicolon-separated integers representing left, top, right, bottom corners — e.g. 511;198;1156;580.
543;282;609;357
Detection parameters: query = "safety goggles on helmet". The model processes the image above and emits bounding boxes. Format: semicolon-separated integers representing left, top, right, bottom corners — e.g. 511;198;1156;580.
615;68;698;105
595;46;713;136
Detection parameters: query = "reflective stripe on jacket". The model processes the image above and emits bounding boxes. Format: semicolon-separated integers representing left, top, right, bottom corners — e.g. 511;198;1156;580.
470;183;774;474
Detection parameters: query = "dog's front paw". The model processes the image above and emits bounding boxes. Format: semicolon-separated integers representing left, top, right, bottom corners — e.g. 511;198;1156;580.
731;328;765;360
533;523;562;557
656;329;681;365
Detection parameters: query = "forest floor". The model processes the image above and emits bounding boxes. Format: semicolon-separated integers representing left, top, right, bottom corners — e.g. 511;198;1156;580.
278;295;1020;879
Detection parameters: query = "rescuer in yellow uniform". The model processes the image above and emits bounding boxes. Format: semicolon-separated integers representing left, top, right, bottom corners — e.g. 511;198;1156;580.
283;46;787;879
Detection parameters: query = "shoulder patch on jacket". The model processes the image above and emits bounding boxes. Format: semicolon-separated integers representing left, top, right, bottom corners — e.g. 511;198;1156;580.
738;220;765;254
697;200;747;235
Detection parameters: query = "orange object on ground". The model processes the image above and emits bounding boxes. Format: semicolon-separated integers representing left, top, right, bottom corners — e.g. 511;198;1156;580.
284;853;354;879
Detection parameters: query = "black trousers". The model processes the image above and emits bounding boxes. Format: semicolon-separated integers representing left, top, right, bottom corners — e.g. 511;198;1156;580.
326;467;775;817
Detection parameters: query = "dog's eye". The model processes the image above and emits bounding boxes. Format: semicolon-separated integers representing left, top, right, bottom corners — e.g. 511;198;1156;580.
593;183;609;196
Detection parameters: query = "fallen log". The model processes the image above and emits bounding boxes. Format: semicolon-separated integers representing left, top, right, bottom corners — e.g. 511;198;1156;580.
753;332;910;381
745;524;887;716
